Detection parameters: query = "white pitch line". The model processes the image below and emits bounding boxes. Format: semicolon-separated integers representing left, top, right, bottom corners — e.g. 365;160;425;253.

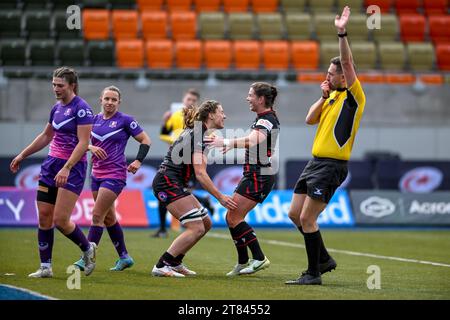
0;284;58;300
207;232;450;268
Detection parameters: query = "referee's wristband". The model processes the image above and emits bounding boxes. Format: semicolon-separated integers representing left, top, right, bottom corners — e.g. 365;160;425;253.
338;32;347;38
322;95;329;100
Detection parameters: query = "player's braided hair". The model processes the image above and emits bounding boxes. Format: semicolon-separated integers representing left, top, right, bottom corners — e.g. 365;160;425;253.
53;66;79;95
184;100;221;129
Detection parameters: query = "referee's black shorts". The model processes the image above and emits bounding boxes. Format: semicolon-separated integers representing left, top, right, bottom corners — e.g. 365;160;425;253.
235;172;275;203
293;157;348;204
152;171;191;205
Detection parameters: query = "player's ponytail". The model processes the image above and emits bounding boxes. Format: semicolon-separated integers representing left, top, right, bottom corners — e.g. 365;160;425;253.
183;105;199;129
251;82;278;114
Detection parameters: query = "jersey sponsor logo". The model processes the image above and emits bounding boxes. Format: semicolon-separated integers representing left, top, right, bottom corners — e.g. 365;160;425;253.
360;196;396;218
109;121;117;128
130;121;138;130
158;191;168;202
52;117;75;130
77;109;86;118
91;128;123;142
256;119;273;131
399;167;443;193
64;108;72;116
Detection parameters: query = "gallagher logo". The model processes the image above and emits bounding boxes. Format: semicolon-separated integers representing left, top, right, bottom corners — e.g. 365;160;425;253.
399;167;443;193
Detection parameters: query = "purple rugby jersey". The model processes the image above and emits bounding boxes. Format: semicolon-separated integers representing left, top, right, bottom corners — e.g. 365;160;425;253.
48;96;94;161
91;112;143;180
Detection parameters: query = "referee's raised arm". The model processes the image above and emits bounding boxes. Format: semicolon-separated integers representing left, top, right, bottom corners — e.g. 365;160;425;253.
335;6;357;87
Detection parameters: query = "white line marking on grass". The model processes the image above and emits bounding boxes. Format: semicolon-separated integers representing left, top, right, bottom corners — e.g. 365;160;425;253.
207;233;450;268
0;284;58;300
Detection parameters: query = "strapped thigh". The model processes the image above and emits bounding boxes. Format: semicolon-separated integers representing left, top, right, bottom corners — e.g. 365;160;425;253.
179;207;208;225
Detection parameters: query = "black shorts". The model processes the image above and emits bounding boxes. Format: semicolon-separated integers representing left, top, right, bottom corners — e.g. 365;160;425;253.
36;181;58;205
294;157;348;204
152;171;191;205
235;172;275;203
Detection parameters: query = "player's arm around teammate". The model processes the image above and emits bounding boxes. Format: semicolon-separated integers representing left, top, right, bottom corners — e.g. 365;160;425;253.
151;100;237;277
205;82;280;276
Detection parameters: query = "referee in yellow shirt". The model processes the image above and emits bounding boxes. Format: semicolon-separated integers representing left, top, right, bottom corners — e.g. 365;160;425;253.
286;6;366;285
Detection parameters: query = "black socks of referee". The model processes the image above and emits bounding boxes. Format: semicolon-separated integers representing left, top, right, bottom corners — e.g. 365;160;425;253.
229;221;265;263
298;226;330;263
303;231;321;276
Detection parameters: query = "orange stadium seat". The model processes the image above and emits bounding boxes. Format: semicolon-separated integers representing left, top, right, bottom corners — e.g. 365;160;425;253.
418;74;444;84
170;11;197;40
223;0;250;12
364;0;392;13
82;9;110;40
428;15;450;44
357;73;385;83
297;72;324;83
137;0;163;11
167;0;192;11
233;40;261;69
141;11;168;39
194;0;221;12
399;14;426;42
175;40;202;68
394;0;420;14
262;41;289;70
203;40;232;69
385;73;415;84
145;39;173;68
436;43;450;70
290;41;319;70
251;0;279;13
116;39;144;68
111;10;138;39
423;0;448;15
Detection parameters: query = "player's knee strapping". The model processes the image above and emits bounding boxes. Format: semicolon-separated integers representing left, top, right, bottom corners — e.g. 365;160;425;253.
230;221;257;248
179;207;208;225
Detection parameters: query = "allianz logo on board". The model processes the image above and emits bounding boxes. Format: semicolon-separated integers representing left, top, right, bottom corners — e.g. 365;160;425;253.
360;196;396;218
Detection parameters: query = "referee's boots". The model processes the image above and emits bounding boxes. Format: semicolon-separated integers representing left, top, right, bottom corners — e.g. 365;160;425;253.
285;271;322;285
320;256;337;275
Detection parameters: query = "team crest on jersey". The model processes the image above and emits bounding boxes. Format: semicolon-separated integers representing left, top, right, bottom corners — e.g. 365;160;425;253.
256;119;273;131
109;121;117;128
158;191;168;202
64;108;72;116
77;109;86;118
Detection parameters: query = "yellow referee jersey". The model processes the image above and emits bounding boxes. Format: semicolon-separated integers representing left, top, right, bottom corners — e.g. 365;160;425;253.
159;109;185;145
311;78;365;161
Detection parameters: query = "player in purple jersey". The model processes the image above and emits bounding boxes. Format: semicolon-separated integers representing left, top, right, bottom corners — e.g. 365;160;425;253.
151;100;237;277
206;82;280;276
10;67;97;278
72;86;151;272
